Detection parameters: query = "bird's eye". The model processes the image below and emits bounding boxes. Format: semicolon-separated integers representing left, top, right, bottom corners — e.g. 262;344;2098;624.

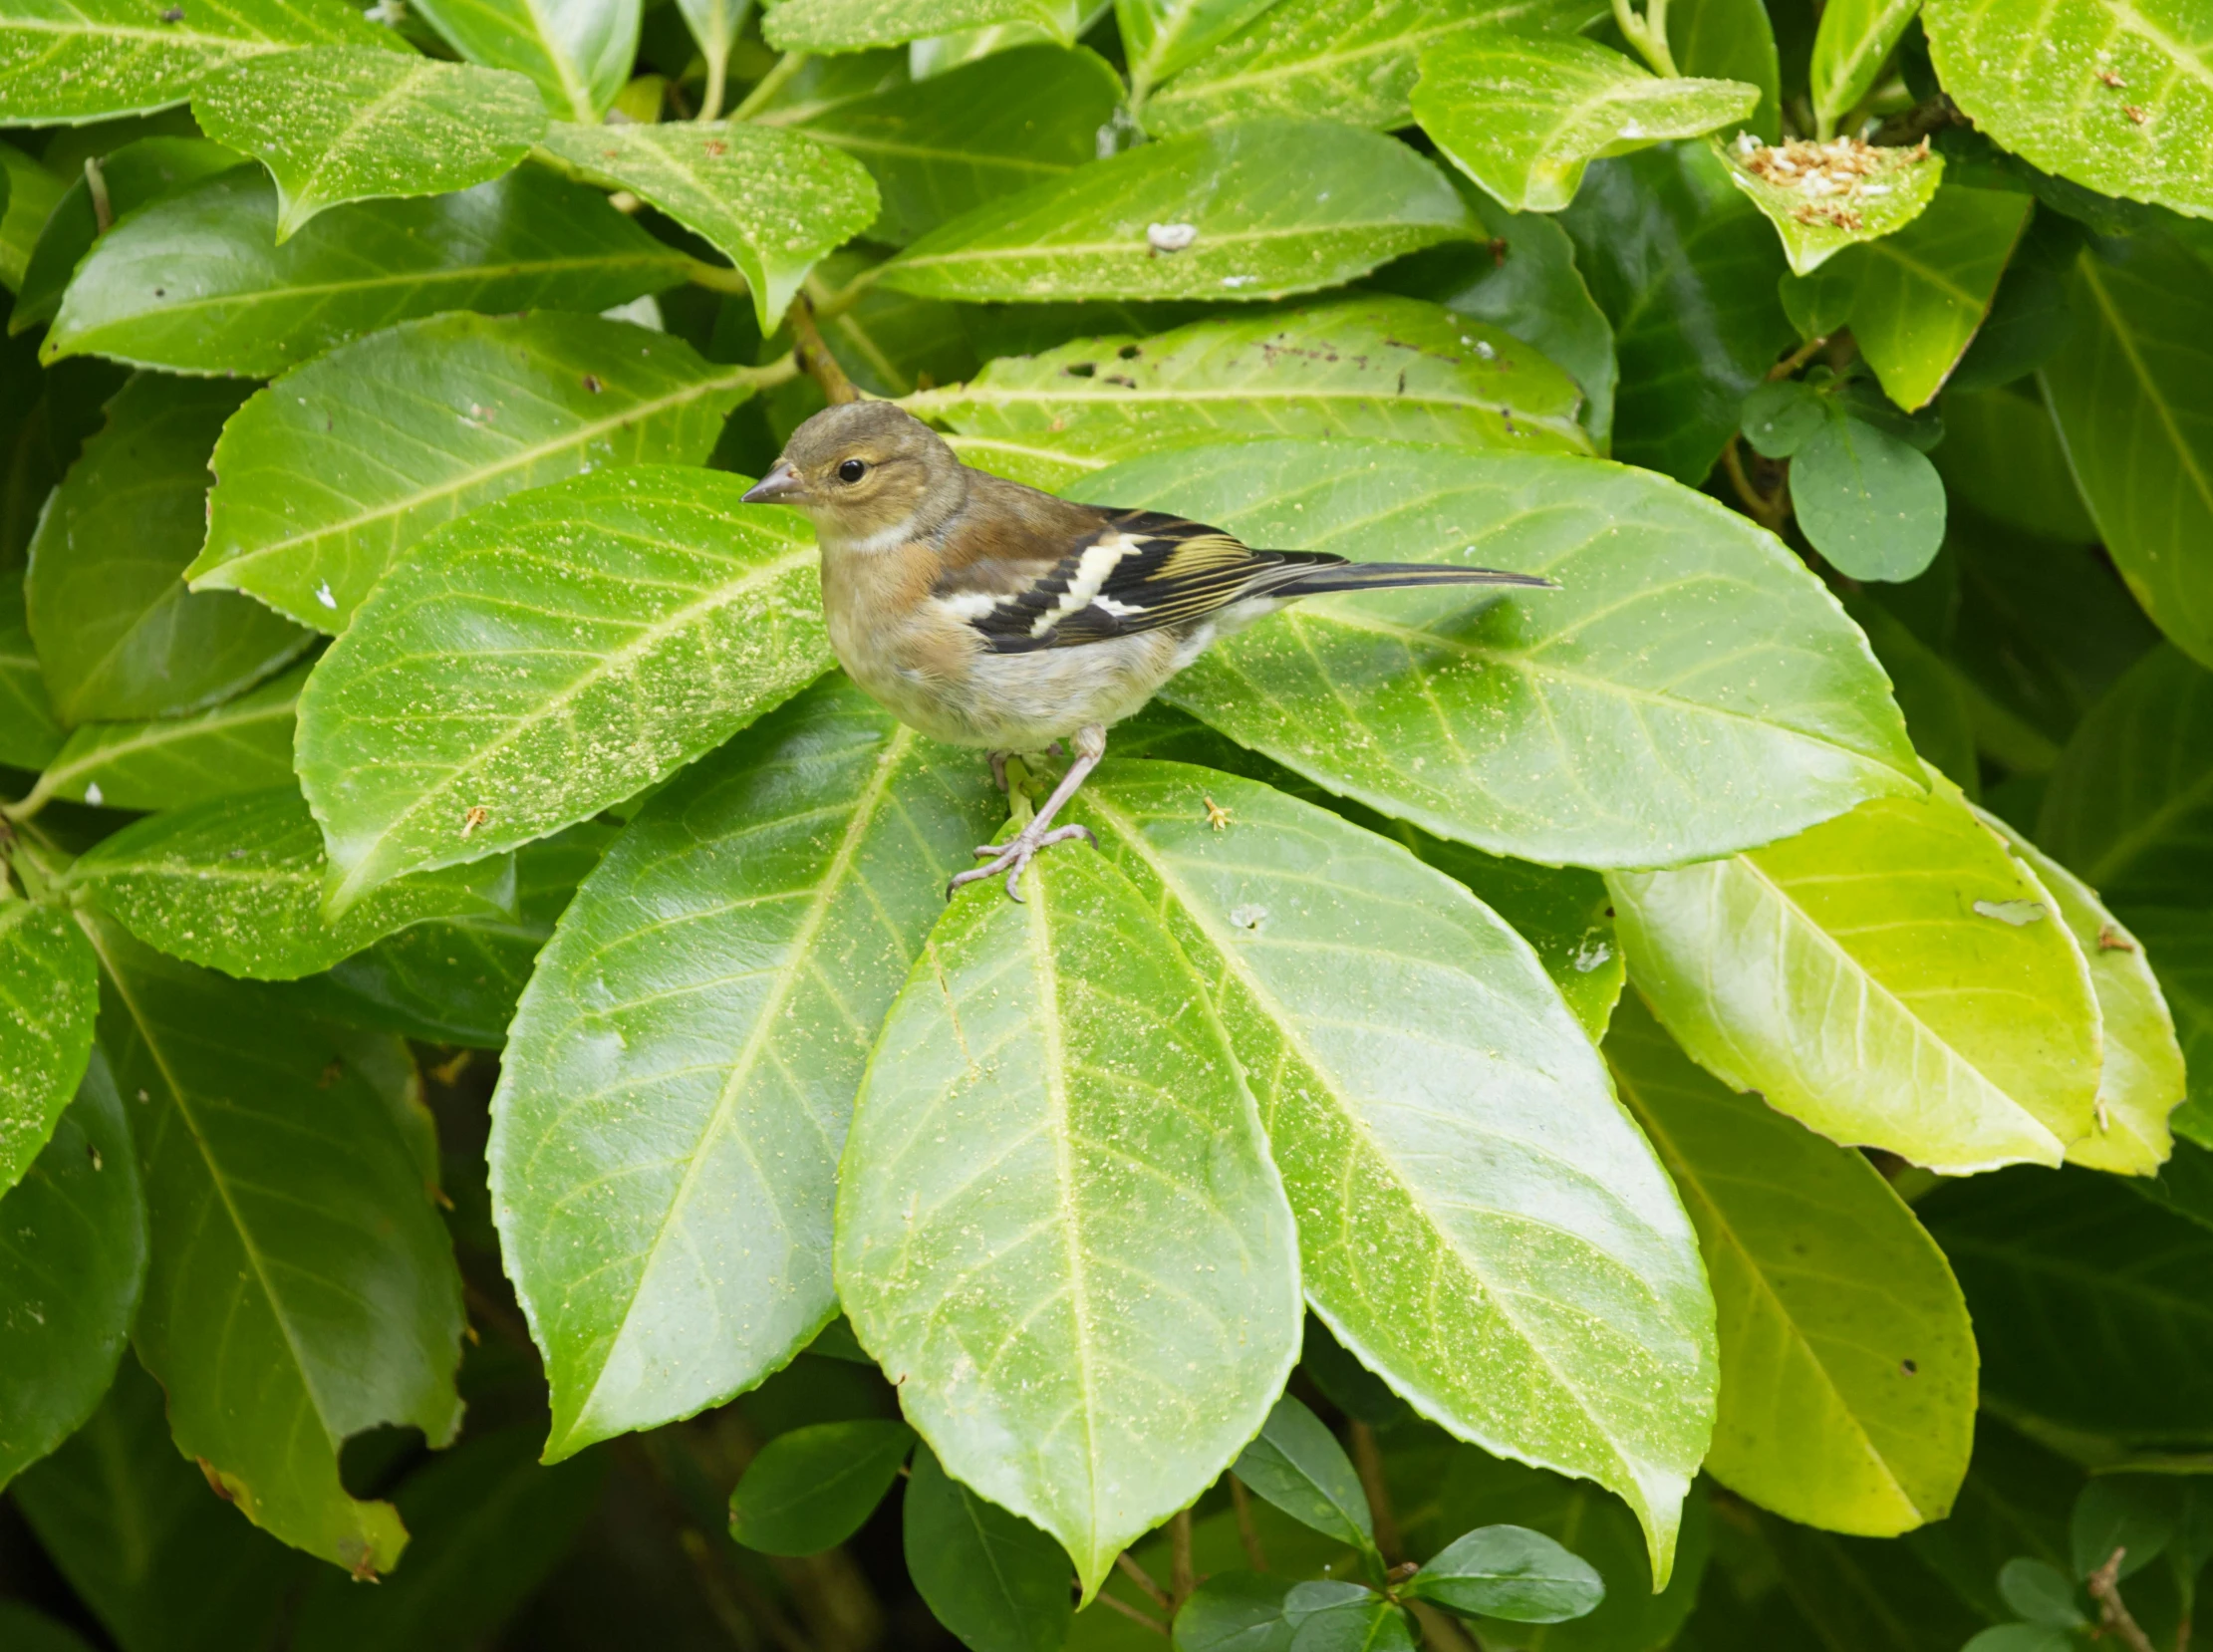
837;458;868;483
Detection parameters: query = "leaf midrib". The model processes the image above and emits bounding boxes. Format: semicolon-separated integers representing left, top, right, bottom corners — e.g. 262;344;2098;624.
893;219;1453;267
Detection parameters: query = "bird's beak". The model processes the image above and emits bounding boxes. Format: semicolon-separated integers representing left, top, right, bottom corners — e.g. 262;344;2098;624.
742;460;807;506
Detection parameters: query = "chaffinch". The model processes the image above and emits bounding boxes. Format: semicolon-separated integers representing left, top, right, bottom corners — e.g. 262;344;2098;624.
742;403;1554;900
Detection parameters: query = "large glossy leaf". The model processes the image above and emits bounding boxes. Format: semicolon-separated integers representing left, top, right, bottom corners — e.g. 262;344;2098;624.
1605;996;1974;1537
907;297;1589;458
1923;1166;2213;1438
1923;0;2213;218
25;374;308;725
835;821;1302;1596
1561;144;1795;482
1074;764;1715;1583
0;1051;143;1490
411;0;639;122
11;1357;306;1652
1119;0;1280;97
46;164;691;378
763;0;1077;52
491;679;998;1458
66;786;517;981
16;661;305;815
1611;771;2104;1174
192;48;543;239
2036;645;2213;908
1809;0;1920;136
1719;137;1944;277
778;43;1123;247
195;311;759;632
1933;387;2098;544
1976;811;2184;1177
0;0;398;125
1414;34;1759;215
1143;0;1603;138
0;572;61;770
296;466;829;912
539;120;877;330
0;900;99;1194
83;914;465;1574
2041;236;2213;668
878;118;1475;304
1075;438;1920;870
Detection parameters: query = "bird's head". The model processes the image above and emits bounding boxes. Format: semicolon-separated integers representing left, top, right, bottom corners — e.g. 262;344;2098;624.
742;401;967;546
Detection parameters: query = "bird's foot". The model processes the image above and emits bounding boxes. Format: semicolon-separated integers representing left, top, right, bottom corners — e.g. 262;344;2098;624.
987;750;1011;793
947;822;1098;902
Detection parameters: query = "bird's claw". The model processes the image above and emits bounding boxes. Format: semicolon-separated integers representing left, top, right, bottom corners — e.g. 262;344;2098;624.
947;823;1097;901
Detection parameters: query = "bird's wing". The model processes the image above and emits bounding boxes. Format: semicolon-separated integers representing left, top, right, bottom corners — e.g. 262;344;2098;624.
933;511;1340;655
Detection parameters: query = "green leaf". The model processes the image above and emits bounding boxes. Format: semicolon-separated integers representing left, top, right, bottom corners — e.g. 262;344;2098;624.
878;118;1475;304
194;311;760;632
290;1425;607;1652
1810;0;1921;137
1075;437;1920;869
835;827;1301;1595
83;914;464;1573
15;660;305;815
1668;0;1780;140
489;680;997;1457
1962;1627;2074;1652
2071;1479;2171;1581
0;1605;95;1652
411;0;638;122
0;1051;144;1490
1232;1395;1376;1554
728;1419;916;1554
1142;0;1604;138
192;48;543;239
1120;0;1281;96
13;137;242;335
2128;914;2213;1150
1923;0;2213;218
1561;144;1795;482
0;571;61;770
538;120;877;330
905;297;1590;458
11;1357;306;1652
1843;593;1980;796
2037;645;2213;908
296;466;829;912
1285;1597;1414;1651
0;140;63;290
1604;995;1976;1536
1998;1557;2085;1626
1740;377;1827;457
1174;1571;1297;1652
0;900;99;1195
902;1445;1076;1652
1717;136;1944;275
1933;386;2097;544
1073;764;1714;1585
0;0;401;125
2041;236;2213;669
1405;1525;1604;1623
1610;769;2104;1174
1414;33;1760;215
764;0;1077;52
1923;1165;2213;1438
25;374;309;725
46;164;691;378
776;44;1124;247
1974;810;2184;1177
1791;409;1948;582
65;786;518;981
1784;184;2032;412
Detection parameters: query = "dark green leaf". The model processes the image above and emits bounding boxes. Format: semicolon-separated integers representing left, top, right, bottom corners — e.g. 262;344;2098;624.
1996;1558;2084;1627
879;118;1475;304
0;571;61;770
1933;386;2097;543
1902;1417;2078;1621
1842;594;1979;795
1791;410;1947;582
0;1051;144;1489
728;1419;916;1554
2072;1478;2171;1581
490;680;997;1457
1961;1628;2074;1652
0;1605;97;1652
1405;1524;1604;1623
411;0;639;121
296;466;829;912
903;1445;1076;1651
1076;438;1919;869
1173;1571;1297;1652
195;311;760;631
0;140;63;290
2128;911;2213;1150
1232;1395;1375;1553
47;165;691;378
1284;1597;1414;1651
25;374;309;725
15;661;306;815
192;48;544;238
0;899;99;1194
84;914;465;1572
765;0;1077;52
1740;377;1827;457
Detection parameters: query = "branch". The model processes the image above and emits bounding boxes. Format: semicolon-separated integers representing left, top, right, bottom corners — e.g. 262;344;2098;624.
1115;1551;1173;1611
1229;1475;1267;1571
2088;1548;2159;1652
1170;1509;1197;1609
1350;1422;1404;1565
1096;1590;1171;1637
1721;437;1791;535
787;292;858;405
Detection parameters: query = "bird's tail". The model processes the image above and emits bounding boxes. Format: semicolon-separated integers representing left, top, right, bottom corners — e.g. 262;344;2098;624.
1262;557;1557;599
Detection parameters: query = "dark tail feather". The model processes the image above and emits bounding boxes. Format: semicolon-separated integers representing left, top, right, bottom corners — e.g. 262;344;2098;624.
1264;559;1557;599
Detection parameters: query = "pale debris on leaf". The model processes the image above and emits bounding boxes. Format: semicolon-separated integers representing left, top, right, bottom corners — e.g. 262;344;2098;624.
1147;222;1199;253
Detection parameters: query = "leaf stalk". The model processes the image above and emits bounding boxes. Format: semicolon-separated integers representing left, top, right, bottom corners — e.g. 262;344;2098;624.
1610;0;1679;78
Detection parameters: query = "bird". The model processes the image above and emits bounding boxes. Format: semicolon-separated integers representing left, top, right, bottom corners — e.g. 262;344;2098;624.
741;402;1556;900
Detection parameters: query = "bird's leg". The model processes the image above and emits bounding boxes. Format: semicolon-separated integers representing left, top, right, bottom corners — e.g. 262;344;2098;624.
987;749;1011;793
949;724;1105;902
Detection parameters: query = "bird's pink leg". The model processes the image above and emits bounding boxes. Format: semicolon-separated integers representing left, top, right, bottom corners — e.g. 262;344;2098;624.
950;725;1105;902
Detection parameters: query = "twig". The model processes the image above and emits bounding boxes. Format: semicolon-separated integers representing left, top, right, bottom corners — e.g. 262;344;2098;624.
1229;1475;1267;1571
697;47;729;122
1408;1601;1485;1652
83;156;112;232
1170;1510;1197;1609
1609;0;1678;77
1115;1551;1173;1610
1721;437;1790;534
1349;1422;1404;1564
1768;334;1831;382
730;50;806;122
686;257;751;297
1095;1590;1171;1637
788;292;858;405
2088;1547;2159;1652
809;263;885;325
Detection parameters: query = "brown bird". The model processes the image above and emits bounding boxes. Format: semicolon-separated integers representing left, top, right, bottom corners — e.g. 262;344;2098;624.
742;403;1554;899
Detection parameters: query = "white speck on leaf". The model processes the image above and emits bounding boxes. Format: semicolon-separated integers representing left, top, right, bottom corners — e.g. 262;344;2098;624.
1973;898;2047;926
1148;221;1198;252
